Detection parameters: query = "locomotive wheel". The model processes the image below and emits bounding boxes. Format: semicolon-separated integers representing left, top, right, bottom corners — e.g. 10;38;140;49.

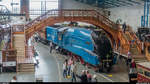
103;63;109;73
98;64;104;73
106;68;111;72
105;64;112;73
99;68;104;73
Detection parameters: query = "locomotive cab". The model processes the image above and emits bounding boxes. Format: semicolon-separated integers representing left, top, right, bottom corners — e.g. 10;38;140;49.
91;29;114;72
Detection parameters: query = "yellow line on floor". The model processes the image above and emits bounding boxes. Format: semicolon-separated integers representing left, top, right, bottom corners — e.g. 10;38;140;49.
97;74;114;82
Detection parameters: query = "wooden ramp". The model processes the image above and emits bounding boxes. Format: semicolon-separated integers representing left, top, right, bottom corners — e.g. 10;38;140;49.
0;40;5;50
145;42;150;61
121;27;148;63
13;32;35;72
124;32;140;55
17;46;35;72
13;32;25;62
17;63;35;72
132;55;147;63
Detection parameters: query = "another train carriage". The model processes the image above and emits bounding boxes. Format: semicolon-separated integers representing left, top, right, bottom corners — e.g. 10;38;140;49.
137;62;150;82
46;26;117;71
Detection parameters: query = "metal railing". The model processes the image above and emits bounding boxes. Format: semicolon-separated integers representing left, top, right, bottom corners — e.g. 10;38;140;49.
119;31;130;54
127;25;142;53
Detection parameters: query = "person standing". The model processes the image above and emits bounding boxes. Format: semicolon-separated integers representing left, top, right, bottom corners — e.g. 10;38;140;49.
141;42;144;54
86;70;92;82
49;42;53;53
122;22;127;33
127;51;132;66
63;59;68;78
68;56;73;76
91;74;97;82
131;39;135;48
11;76;17;82
130;59;136;73
71;61;77;82
55;46;59;53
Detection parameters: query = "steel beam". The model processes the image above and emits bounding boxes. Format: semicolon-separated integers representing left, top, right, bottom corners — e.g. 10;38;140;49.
127;0;141;5
146;0;149;27
20;0;29;20
75;0;143;8
98;0;120;8
105;0;127;6
0;13;25;16
144;0;146;27
116;0;134;6
98;1;118;8
108;0;133;7
86;0;95;4
97;0;134;8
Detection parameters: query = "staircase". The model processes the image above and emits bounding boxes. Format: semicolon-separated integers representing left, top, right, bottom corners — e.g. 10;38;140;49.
132;55;147;63
0;40;5;50
13;33;25;62
124;31;140;55
13;32;35;72
123;28;147;63
17;63;35;72
145;42;150;61
130;44;140;55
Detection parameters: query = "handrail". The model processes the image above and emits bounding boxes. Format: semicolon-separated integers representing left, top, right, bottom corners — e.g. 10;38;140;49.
13;9;133;53
12;10;128;52
145;42;150;61
24;9;117;31
118;31;130;54
127;25;142;53
95;11;117;29
10;9;149;61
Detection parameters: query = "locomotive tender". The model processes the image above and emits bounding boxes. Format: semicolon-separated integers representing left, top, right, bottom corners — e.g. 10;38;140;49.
46;26;117;71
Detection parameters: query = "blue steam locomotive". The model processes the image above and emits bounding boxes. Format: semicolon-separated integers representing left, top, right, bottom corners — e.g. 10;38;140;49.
46;26;117;72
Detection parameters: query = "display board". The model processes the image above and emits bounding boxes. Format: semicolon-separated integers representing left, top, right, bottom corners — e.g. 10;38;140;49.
3;61;16;67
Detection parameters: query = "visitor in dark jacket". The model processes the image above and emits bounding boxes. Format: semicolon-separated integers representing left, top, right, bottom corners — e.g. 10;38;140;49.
76;70;88;82
122;22;127;33
86;70;92;82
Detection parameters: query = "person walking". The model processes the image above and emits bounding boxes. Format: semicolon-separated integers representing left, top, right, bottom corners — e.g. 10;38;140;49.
76;70;88;82
122;22;127;33
91;74;97;82
49;42;53;53
63;59;68;78
11;76;17;82
71;61;77;82
68;56;73;76
131;39;135;48
127;51;132;66
86;70;92;82
130;59;136;73
141;42;144;54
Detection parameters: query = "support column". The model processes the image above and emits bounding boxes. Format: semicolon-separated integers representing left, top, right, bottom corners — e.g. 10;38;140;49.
20;0;29;21
58;0;62;10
